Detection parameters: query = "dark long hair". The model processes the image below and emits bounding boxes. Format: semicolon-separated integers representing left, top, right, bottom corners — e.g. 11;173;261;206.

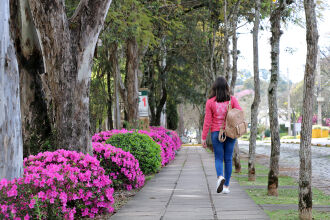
209;77;231;102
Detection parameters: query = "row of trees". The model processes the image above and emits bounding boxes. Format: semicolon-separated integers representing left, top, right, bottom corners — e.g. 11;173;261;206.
246;0;319;219
0;0;320;219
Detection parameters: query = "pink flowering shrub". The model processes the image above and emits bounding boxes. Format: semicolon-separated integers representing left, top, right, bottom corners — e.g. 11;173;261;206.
93;142;145;190
0;150;115;220
168;130;182;151
150;127;181;151
92;127;182;167
92;129;131;143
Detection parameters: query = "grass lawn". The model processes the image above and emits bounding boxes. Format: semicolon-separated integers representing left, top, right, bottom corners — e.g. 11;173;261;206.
235;175;298;186
234;159;270;174
265;209;330;220
246;188;330;206
233;153;330;220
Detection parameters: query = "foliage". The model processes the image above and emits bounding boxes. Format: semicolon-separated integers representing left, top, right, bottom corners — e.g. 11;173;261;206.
106;132;162;175
89;71;109;134
0;150;114;219
93;143;145;190
264;129;271;137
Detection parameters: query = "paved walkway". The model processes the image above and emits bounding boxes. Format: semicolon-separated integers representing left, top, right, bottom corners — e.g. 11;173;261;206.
110;146;269;220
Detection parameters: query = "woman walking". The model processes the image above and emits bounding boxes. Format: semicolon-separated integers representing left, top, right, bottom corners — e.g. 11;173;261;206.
201;76;242;194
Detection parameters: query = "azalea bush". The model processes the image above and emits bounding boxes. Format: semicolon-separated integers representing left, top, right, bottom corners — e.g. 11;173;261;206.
0;150;115;220
93;142;145;191
106;132;161;175
92;129;131;143
92;127;182;167
150;127;181;151
138;130;174;167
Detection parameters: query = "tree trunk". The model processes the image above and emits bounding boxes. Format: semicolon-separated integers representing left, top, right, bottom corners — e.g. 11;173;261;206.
9;0;51;157
232;141;241;173
267;3;283;196
230;19;238;92
299;0;318;219
110;43;122;130
223;0;230;80
178;104;185;137
0;0;24;180
27;0;112;154
248;0;261;182
230;0;241;174
125;37;140;128
107;71;113;130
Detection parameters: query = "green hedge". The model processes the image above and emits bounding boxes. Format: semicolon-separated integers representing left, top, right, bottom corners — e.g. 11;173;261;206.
106;132;161;175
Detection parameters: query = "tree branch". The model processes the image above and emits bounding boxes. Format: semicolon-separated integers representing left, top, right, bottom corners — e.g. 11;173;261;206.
69;0;112;48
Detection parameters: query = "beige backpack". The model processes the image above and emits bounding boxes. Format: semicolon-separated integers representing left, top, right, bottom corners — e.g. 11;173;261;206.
218;98;248;142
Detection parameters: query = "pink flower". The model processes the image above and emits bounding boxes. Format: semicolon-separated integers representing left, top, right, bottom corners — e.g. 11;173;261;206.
28;199;36;209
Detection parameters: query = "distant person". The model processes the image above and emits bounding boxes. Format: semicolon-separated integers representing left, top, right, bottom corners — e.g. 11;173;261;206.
201;76;242;194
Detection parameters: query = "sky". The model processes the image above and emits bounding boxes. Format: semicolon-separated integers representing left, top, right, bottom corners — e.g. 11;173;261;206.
237;5;330;83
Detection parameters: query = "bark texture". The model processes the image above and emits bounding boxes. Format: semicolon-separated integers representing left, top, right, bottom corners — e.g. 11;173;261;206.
230;17;238;92
233;141;241;173
248;0;261;182
9;0;51;157
230;0;241;174
110;43;122;129
0;0;24;180
299;0;318;218
223;0;230;80
267;3;283;196
27;0;112;154
125;37;140;128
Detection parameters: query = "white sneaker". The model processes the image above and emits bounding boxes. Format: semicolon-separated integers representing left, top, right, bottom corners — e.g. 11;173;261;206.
222;187;230;194
216;176;225;193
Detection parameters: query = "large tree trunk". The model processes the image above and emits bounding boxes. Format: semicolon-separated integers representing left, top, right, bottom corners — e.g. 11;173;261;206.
0;0;23;180
9;0;51;157
248;0;261;182
299;0;318;219
125;37;140;128
267;3;283;196
27;0;112;154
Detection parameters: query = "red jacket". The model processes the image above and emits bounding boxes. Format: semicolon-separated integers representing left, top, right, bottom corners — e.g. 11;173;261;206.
202;96;242;140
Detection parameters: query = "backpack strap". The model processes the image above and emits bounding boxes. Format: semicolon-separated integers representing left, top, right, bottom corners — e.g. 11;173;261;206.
218;97;232;143
227;97;232;111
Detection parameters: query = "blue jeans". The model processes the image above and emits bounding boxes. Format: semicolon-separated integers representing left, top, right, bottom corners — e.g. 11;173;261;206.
211;131;236;186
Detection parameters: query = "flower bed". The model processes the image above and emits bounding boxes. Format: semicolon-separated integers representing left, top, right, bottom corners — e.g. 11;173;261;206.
0;127;182;219
93;142;145;190
0;150;115;220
